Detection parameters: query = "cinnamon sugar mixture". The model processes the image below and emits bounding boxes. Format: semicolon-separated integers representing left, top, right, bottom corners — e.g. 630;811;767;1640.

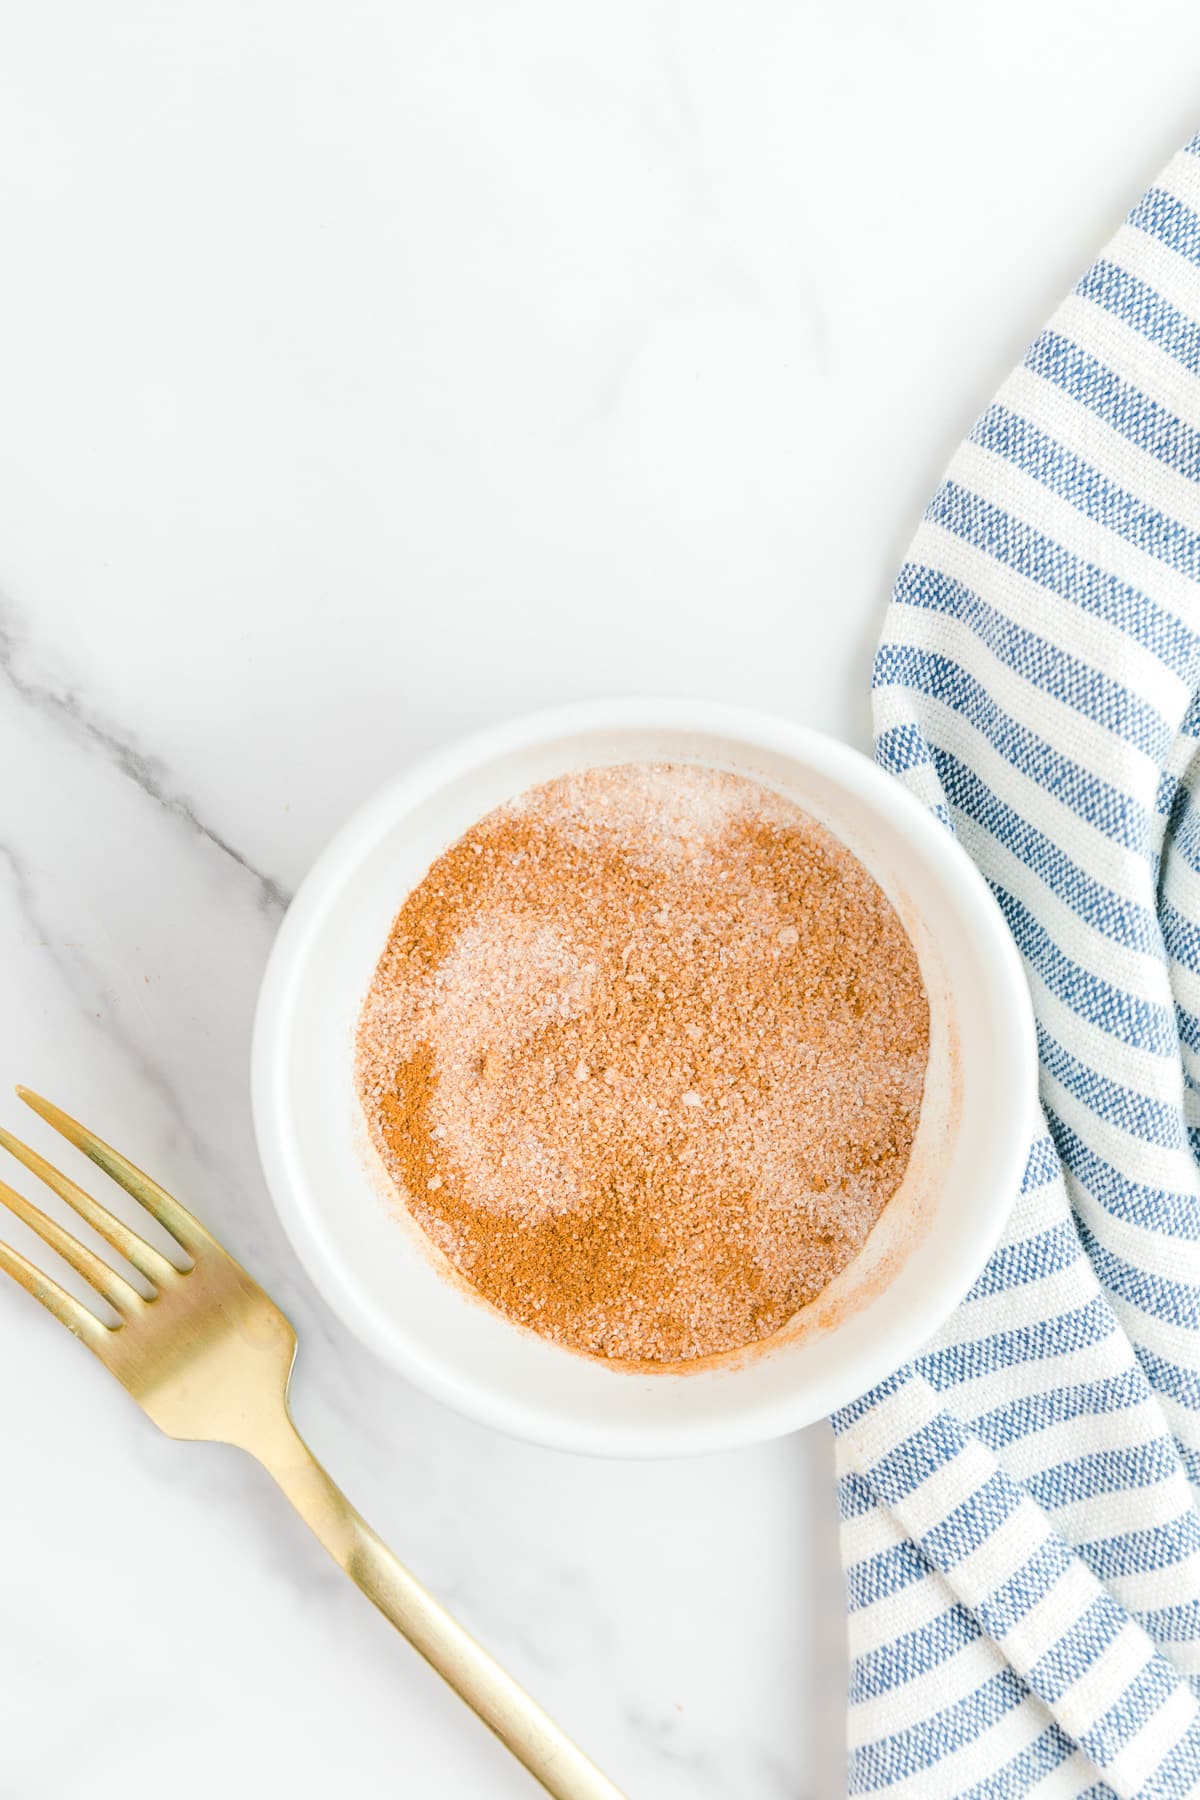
356;764;929;1364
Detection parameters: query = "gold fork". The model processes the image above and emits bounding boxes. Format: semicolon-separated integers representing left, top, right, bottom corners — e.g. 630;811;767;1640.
0;1087;625;1800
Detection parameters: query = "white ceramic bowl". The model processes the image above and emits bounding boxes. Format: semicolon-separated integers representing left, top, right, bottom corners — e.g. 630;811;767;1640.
252;699;1036;1458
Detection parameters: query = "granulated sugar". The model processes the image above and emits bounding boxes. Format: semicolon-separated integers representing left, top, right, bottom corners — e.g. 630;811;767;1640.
356;764;929;1364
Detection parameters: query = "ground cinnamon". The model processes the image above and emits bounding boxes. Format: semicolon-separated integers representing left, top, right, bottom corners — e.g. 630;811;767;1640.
356;764;929;1363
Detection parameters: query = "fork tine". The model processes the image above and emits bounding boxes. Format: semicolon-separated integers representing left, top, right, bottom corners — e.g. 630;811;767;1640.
0;1127;177;1289
0;1237;111;1350
16;1088;214;1260
0;1174;143;1316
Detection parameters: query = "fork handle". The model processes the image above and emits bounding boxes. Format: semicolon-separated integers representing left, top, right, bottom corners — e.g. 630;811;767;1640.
252;1407;626;1800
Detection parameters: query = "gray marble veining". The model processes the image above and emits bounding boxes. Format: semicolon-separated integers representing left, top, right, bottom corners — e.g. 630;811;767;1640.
0;593;289;912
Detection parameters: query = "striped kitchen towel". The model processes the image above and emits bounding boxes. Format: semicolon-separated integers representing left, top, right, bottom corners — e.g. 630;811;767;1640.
831;135;1200;1797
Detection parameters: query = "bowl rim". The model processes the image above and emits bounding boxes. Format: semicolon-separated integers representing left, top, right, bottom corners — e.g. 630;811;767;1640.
251;697;1038;1456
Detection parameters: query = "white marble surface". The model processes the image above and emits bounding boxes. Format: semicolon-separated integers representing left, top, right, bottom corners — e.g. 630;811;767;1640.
2;7;1200;1796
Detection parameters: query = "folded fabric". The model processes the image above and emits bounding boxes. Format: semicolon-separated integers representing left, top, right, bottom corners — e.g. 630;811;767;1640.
832;134;1200;1797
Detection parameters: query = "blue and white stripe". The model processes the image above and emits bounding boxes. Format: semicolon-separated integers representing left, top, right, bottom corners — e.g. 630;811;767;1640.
833;133;1200;1796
